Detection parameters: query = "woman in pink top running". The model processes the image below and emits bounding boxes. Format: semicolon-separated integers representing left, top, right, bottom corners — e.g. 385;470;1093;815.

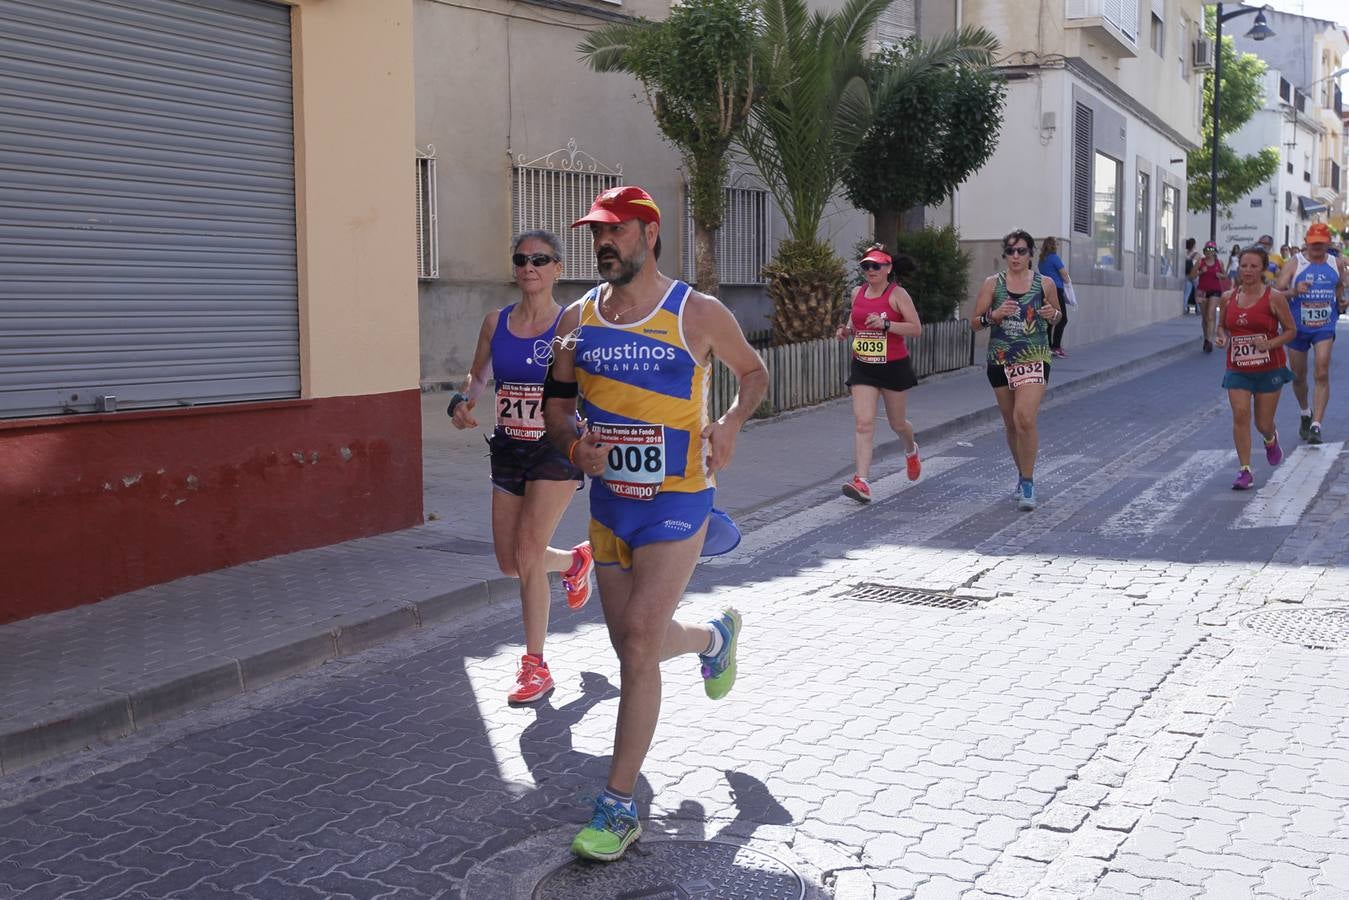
834;245;924;503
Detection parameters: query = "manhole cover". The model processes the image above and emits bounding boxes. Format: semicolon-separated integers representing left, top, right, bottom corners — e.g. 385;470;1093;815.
421;537;495;556
1241;607;1349;650
532;840;805;899
839;582;976;610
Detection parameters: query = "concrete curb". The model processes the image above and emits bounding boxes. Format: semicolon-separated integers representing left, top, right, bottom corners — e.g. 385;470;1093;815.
0;329;1196;776
0;577;518;775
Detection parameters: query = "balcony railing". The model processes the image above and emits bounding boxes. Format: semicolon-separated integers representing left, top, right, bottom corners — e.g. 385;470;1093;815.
1065;0;1140;56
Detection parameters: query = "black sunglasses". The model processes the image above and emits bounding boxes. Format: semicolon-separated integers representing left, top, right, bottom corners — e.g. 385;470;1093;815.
859;261;888;271
1003;246;1031;257
512;253;558;268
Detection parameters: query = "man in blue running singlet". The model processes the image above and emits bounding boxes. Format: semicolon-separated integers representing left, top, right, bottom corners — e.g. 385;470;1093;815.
1277;223;1345;444
543;186;768;862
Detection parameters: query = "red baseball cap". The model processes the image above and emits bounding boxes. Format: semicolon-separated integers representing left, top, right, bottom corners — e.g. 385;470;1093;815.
571;185;662;228
1306;222;1332;244
860;247;892;265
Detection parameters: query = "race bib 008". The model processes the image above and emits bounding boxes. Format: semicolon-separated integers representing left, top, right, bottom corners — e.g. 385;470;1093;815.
591;422;665;501
496;382;545;441
1003;360;1045;390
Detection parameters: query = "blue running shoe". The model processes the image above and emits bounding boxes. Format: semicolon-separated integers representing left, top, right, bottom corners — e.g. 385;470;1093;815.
1017;479;1037;511
699;608;741;700
571;794;641;862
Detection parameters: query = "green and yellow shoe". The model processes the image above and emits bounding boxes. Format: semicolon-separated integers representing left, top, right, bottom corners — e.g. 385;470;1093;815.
571;795;641;862
699;608;741;701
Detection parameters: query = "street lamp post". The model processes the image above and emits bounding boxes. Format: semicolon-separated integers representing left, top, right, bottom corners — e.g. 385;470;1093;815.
1209;4;1275;245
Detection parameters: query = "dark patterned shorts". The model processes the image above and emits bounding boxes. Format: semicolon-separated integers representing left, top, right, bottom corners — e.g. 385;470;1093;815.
488;433;583;497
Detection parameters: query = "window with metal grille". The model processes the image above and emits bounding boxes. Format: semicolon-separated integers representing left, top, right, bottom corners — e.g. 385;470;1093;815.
682;186;771;286
1159;183;1179;277
872;0;917;52
416;148;438;281
512;140;622;282
1072;103;1094;234
1135;170;1150;274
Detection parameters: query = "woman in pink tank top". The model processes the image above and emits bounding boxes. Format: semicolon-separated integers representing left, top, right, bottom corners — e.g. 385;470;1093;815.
834;245;924;503
1213;245;1295;490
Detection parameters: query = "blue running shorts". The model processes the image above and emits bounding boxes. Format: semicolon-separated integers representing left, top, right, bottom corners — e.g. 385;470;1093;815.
1222;367;1294;394
1286;330;1335;353
589;486;741;570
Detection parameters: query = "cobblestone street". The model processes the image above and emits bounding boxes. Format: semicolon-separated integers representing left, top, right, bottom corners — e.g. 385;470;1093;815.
4;349;1349;899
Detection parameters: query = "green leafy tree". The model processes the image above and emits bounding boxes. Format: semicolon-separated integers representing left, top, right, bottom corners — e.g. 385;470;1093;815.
842;31;1004;252
742;2;1001;343
1186;15;1279;213
578;0;760;297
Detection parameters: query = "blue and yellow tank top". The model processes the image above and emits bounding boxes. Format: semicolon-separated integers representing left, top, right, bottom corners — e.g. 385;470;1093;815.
574;280;712;500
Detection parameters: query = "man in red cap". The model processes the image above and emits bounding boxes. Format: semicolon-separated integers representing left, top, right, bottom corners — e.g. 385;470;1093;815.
1278;223;1345;443
542;185;768;861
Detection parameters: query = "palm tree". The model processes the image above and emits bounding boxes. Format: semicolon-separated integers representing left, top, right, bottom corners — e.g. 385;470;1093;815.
578;0;760;298
742;0;1001;342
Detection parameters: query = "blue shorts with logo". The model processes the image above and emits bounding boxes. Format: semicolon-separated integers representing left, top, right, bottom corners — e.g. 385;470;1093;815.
1286;329;1336;353
1222;367;1294;394
588;485;741;570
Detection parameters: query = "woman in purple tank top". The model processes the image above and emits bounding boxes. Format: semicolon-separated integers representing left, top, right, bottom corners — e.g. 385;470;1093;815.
447;230;591;705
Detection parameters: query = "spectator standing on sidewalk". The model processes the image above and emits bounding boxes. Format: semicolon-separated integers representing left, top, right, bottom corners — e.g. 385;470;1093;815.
1183;237;1199;314
835;245;923;503
1194;241;1227;353
971;229;1063;512
1226;243;1242;283
447;229;594;705
1037;237;1073;359
1214;245;1294;489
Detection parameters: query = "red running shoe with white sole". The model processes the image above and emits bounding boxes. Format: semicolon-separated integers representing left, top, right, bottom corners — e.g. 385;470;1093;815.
906;446;922;481
561;542;593;610
842;475;872;503
508;654;553;704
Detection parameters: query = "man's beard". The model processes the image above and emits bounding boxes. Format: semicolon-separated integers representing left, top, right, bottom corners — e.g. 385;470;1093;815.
596;244;648;285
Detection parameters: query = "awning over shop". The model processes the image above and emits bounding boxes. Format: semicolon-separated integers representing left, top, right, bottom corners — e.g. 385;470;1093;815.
1299;195;1329;216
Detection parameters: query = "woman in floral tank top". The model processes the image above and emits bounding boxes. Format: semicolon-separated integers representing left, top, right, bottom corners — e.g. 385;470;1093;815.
970;229;1063;512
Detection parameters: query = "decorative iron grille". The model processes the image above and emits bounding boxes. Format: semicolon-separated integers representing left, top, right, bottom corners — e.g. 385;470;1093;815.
682;184;772;287
416;147;438;280
512;140;622;282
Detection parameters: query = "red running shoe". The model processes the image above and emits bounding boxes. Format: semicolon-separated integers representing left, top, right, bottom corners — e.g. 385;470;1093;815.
842;475;872;503
906;445;922;481
508;654;553;704
562;542;593;610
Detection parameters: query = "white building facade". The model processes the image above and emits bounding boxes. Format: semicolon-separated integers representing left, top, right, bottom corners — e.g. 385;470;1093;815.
957;0;1206;342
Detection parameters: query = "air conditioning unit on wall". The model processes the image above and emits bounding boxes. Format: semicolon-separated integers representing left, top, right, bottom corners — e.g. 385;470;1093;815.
1192;38;1214;71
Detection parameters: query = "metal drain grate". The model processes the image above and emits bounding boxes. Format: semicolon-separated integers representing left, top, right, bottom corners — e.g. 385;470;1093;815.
840;583;976;610
1240;608;1349;651
533;840;805;899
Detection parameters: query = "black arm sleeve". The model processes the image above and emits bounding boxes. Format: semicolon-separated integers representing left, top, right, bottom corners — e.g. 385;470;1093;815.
542;370;578;401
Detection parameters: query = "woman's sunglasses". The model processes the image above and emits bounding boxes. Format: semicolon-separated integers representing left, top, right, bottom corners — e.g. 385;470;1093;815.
859;261;888;271
1003;246;1030;257
512;253;558;268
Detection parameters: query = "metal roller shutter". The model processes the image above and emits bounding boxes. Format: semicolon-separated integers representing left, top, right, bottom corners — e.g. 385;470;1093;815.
0;0;298;419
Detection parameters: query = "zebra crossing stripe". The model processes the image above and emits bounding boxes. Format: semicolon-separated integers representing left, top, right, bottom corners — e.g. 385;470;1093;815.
1234;443;1344;529
1099;450;1230;537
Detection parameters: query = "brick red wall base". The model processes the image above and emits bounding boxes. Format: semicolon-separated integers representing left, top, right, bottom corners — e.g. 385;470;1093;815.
1;390;423;623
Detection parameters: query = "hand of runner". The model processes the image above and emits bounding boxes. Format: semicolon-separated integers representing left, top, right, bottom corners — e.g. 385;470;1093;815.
835;325;847;341
864;313;886;329
701;420;738;473
451;399;477;430
1296;282;1309;295
1252;334;1270;352
992;298;1019;322
1213;333;1228;349
572;428;606;476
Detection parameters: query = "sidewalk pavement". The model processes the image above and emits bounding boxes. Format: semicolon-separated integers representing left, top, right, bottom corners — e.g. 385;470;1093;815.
0;315;1202;778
